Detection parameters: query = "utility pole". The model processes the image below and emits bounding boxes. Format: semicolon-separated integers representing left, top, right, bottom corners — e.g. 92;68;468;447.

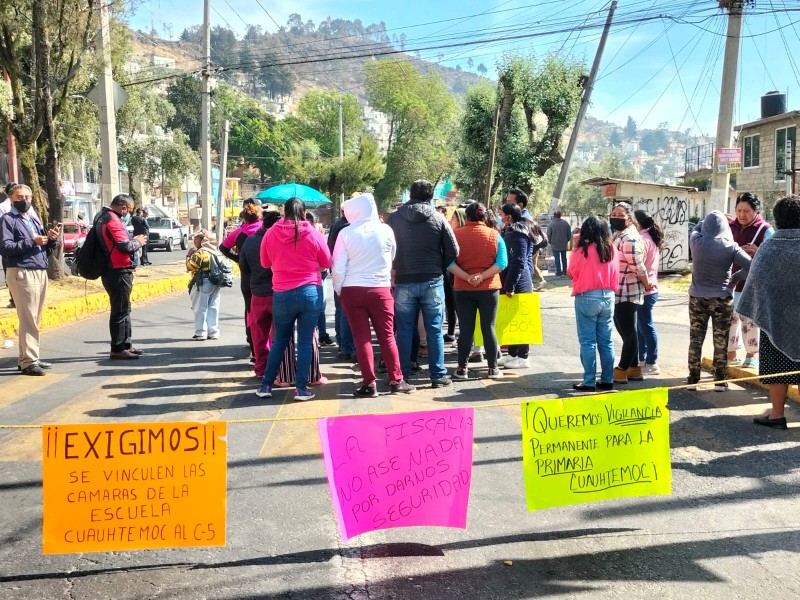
3;70;18;182
200;0;213;232
215;120;230;243
549;0;617;214
485;103;501;207
338;98;345;217
96;1;119;204
710;0;746;214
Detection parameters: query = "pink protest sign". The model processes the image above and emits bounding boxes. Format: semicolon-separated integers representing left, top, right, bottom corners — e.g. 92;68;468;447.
318;408;475;542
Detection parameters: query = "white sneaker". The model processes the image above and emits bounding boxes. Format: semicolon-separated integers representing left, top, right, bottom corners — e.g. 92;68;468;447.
504;357;530;369
497;355;510;366
487;367;504;379
453;367;469;380
643;363;661;375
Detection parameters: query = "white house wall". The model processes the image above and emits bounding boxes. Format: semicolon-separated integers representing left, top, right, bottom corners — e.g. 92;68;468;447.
616;183;690;273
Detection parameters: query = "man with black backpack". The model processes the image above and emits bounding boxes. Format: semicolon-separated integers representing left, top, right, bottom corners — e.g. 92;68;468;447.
97;194;146;360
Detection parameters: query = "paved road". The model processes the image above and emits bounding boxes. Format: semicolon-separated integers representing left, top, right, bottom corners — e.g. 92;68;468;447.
1;283;798;599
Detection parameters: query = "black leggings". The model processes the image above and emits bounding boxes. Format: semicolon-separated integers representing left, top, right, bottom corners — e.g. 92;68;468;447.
454;289;499;368
614;301;639;369
443;273;457;336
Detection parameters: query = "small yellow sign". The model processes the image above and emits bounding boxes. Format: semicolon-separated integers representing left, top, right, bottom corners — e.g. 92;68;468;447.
42;421;227;554
522;389;671;511
474;293;542;346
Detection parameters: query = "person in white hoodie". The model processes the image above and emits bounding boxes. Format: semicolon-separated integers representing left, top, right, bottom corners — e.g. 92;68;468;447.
332;193;415;397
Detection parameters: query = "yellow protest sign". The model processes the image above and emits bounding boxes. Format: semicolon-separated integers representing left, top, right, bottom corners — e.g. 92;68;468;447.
474;293;542;346
521;388;670;511
42;421;227;554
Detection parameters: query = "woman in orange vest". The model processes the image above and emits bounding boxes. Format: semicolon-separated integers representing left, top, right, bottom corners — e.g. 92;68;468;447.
448;202;508;380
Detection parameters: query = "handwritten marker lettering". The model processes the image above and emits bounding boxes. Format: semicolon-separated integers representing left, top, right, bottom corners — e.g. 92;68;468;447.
42;422;227;554
319;408;475;542
521;389;671;511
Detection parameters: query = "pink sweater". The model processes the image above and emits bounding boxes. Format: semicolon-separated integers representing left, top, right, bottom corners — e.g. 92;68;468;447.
568;243;620;296
222;221;261;249
260;218;332;292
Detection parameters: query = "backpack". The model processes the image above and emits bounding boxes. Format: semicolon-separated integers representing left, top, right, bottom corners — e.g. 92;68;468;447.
207;250;233;287
74;215;110;280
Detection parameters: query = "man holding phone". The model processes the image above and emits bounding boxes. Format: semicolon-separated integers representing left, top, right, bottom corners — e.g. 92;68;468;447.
0;183;60;375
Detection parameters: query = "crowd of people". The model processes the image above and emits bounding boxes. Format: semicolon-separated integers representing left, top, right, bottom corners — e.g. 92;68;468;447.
2;180;800;431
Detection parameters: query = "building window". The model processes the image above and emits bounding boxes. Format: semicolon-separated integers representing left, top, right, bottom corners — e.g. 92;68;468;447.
743;134;759;168
775;126;796;181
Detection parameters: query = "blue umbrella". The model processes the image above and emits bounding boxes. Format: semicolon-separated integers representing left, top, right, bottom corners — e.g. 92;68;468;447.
255;183;331;207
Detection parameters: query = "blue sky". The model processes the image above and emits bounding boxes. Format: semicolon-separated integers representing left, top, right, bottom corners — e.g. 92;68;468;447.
128;0;800;138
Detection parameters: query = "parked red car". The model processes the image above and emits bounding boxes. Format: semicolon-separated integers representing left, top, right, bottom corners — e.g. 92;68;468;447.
62;221;87;255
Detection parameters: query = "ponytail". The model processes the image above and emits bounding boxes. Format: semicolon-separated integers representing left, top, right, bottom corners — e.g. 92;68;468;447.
634;209;664;250
283;197;306;247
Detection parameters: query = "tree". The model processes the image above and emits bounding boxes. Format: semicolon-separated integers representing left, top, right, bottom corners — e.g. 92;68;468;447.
116;87;176;203
624;116;637;139
467;57;474;70
609;128;623;148
166;76;203;150
455;53;585;203
0;0;105;280
560;152;635;218
365;59;458;210
477;63;488;76
210;25;237;82
639;129;669;155
294;90;364;157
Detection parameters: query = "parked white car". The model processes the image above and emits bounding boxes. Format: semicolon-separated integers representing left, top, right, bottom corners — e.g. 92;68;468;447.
145;216;188;252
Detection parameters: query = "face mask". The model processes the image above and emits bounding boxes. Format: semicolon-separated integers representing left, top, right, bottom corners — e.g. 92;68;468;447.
121;213;131;225
13;200;31;213
609;217;627;232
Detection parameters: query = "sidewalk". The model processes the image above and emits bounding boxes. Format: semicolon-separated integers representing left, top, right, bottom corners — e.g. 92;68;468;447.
0;261;190;340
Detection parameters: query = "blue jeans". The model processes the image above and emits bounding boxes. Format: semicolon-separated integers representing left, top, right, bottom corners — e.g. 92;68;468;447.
334;292;355;355
574;289;615;386
637;292;659;364
261;284;322;391
394;278;447;381
192;278;220;337
553;250;568;276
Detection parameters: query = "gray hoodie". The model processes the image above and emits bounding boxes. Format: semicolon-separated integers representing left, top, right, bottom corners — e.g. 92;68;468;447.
689;210;751;298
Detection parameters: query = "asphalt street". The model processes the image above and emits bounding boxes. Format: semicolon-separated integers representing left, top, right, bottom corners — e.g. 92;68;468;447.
0;281;798;600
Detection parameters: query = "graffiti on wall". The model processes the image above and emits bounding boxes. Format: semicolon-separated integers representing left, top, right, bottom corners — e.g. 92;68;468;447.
636;194;689;272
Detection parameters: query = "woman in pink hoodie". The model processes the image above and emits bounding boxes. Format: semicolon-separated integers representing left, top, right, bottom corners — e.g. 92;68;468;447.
256;198;332;401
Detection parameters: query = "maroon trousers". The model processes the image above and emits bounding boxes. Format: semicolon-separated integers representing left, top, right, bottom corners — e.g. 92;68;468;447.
340;286;403;386
249;294;273;377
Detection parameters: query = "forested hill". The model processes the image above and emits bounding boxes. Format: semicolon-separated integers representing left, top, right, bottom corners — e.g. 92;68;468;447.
131;14;486;103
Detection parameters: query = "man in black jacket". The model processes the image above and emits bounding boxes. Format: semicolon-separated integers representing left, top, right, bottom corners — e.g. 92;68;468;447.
387;180;459;387
327;213;355;358
131;208;151;265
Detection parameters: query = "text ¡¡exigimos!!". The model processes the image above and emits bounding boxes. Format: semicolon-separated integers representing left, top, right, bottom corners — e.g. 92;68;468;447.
42;421;227;554
521;389;671;511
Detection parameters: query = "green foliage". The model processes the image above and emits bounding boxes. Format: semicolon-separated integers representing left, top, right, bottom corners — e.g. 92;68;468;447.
639;128;670;155
166;76;202;149
119;130;199;201
294;90;364;157
117;86;175;139
625;116;637;139
560;152;636;218
455;53;585;204
609;128;622;148
365;59;457;210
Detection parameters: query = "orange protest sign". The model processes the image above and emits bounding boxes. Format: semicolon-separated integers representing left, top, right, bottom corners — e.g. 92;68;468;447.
42;421;227;554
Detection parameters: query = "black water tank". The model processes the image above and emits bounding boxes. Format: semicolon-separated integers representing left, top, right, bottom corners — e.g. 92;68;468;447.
761;91;787;119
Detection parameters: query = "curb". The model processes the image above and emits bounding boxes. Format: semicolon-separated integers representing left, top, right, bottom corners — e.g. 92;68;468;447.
701;357;800;402
0;274;189;340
